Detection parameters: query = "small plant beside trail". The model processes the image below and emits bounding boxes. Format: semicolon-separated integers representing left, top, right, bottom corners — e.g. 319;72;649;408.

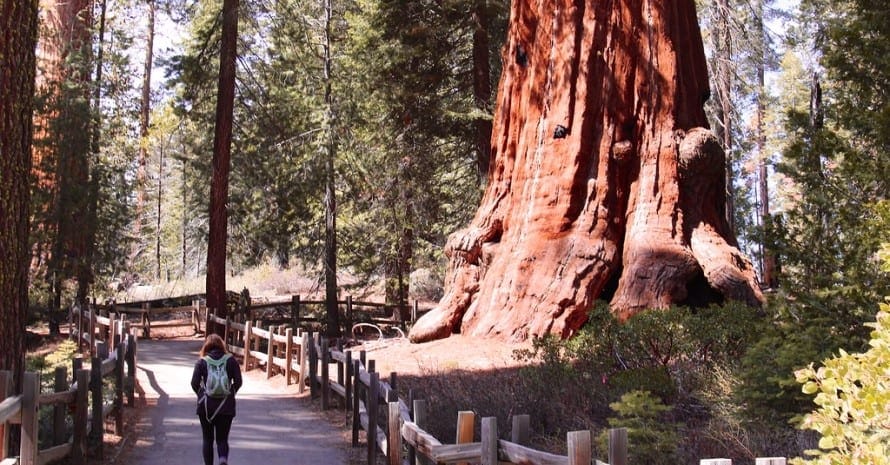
25;340;81;448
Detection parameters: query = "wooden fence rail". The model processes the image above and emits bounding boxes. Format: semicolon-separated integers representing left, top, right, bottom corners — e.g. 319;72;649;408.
207;314;621;464
0;332;137;465
72;300;206;340
205;311;795;465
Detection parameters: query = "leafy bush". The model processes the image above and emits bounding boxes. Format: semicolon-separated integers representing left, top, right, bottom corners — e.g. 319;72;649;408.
791;303;890;465
597;390;679;465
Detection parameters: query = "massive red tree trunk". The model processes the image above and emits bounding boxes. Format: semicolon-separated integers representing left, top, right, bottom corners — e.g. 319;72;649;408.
1;0;39;380
206;0;239;333
410;0;763;343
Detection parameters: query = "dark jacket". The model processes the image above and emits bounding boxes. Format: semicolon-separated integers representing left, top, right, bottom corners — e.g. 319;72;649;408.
191;349;242;418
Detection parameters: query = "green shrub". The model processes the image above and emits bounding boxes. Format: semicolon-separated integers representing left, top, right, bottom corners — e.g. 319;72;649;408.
791;303;890;465
597;390;679;465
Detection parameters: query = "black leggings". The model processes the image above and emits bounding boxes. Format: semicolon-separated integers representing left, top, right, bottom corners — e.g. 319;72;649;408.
199;413;233;465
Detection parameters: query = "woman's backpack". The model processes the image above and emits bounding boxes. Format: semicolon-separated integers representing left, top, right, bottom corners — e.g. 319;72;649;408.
203;354;232;398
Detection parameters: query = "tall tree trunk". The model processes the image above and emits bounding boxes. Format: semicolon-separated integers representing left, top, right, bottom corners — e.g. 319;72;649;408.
756;0;776;289
322;0;341;338
134;0;155;262
79;0;108;312
156;144;163;279
42;0;93;308
411;0;763;343
472;0;493;181
0;0;39;380
206;0;239;334
714;0;735;235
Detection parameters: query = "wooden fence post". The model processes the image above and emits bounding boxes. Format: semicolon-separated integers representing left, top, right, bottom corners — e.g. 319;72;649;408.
89;308;97;357
308;332;317;398
481;417;497;465
72;357;83;385
110;313;119;350
608;427;627;465
412;399;431;465
345;295;353;335
243;320;252;372
284;328;293;385
336;346;345;407
72;369;88;464
511;414;530;445
142;302;150;339
456;411;475;465
321;338;330;409
388;401;401;465
114;342;124;435
224;315;232;349
368;371;380;465
126;333;136;407
351;359;361;447
291;295;301;327
344;350;352;409
90;356;104;459
266;325;276;379
53;367;68;445
299;331;309;393
19;372;39;465
68;305;74;341
77;304;84;348
97;341;108;360
0;370;11;460
567;430;592;465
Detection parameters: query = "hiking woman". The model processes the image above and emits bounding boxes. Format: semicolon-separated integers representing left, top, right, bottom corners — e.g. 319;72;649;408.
191;333;242;465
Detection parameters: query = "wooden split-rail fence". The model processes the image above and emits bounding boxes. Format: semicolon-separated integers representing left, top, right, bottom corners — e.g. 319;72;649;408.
73;294;429;342
72;299;207;340
0;317;137;465
207;310;794;465
208;312;623;464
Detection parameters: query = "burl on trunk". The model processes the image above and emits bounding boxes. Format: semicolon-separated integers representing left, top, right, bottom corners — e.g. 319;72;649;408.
410;0;763;343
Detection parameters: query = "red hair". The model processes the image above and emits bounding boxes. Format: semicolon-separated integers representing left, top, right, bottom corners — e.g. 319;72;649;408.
200;334;227;357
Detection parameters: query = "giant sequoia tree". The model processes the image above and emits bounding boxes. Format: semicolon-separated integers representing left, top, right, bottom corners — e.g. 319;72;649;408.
410;0;763;342
0;0;39;378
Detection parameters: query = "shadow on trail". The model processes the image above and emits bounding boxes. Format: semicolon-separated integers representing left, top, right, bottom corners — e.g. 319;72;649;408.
139;366;169;446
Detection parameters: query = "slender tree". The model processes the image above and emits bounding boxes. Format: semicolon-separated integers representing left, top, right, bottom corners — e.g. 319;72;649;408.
133;0;156;265
206;0;240;333
322;0;341;337
0;0;39;379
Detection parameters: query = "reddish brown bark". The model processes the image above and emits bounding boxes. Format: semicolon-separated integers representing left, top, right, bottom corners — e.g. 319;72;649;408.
31;0;94;305
206;0;239;333
410;0;763;343
472;0;493;179
1;0;39;379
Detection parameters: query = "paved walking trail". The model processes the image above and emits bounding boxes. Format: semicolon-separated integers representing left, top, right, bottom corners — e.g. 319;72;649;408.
123;337;348;465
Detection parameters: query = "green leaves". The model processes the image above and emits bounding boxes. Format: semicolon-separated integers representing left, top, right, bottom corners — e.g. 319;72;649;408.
792;303;890;465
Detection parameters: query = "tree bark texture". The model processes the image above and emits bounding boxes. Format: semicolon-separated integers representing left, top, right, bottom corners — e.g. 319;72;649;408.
133;0;155;260
472;0;493;180
322;0;341;338
410;0;763;343
206;0;239;331
32;0;94;302
0;0;39;379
